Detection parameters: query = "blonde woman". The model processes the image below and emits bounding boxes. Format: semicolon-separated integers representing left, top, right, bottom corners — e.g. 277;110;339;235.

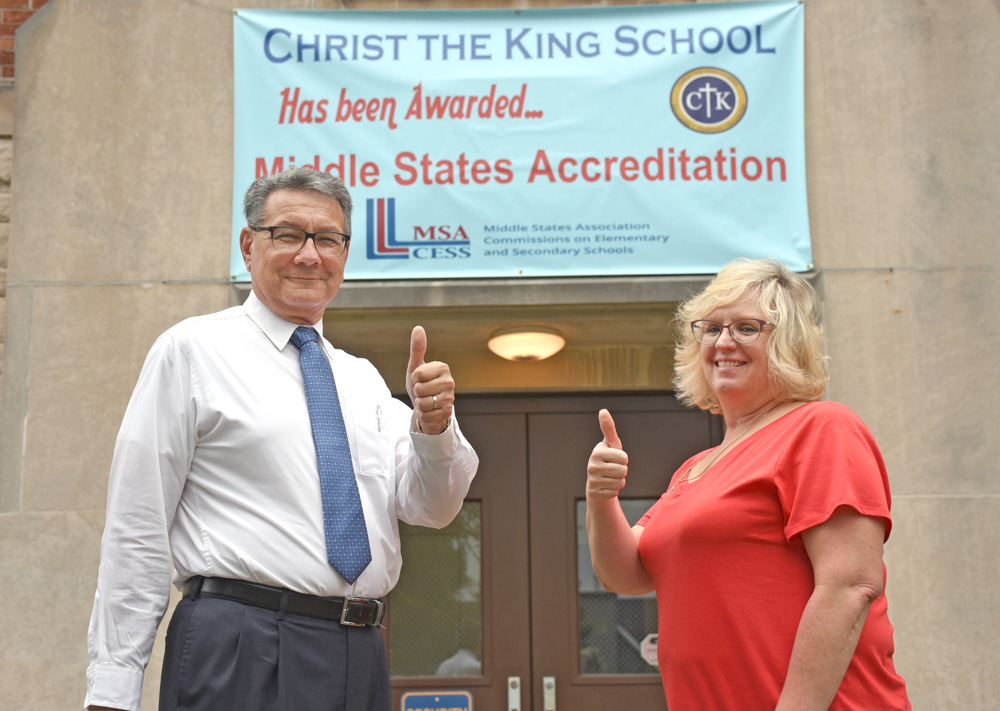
586;258;910;710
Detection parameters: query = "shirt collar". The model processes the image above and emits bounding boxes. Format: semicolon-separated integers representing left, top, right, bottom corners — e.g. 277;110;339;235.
243;290;325;350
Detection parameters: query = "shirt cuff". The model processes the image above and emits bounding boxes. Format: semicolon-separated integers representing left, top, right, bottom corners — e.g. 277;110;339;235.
415;417;451;434
86;661;144;711
411;413;464;460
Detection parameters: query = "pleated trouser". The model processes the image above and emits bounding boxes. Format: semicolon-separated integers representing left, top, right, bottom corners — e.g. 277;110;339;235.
159;592;390;711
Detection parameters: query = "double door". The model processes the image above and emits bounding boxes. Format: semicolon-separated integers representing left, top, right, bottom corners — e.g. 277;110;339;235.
387;394;720;710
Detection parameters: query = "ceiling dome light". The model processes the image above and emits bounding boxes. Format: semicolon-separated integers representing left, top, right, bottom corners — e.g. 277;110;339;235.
487;327;566;362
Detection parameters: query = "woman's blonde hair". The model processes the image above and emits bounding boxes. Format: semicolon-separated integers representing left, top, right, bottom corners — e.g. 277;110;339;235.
673;258;828;414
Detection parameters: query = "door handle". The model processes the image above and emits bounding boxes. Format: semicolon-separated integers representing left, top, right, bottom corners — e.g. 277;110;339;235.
543;675;556;711
507;676;521;711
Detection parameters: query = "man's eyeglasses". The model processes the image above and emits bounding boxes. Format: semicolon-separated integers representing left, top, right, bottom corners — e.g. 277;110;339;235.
690;319;774;345
251;225;351;257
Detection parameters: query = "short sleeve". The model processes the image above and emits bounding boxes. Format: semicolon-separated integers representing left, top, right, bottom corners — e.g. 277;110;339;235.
637;504;656;528
774;403;893;543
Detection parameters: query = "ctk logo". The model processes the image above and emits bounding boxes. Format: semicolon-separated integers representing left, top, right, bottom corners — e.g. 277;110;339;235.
671;67;747;134
366;198;472;261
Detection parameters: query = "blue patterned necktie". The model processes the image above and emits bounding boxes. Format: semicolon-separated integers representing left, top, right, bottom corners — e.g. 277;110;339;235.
290;326;372;584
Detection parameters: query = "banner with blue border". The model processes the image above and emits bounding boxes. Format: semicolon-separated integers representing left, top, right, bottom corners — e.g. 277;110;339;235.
232;1;809;281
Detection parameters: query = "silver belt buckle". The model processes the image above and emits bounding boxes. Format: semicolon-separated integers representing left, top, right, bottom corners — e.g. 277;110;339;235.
340;596;384;627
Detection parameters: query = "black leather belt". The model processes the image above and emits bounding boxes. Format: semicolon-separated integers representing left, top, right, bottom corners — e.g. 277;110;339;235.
182;576;385;627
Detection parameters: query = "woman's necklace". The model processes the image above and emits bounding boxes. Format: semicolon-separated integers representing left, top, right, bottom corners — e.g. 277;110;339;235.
668;406;776;494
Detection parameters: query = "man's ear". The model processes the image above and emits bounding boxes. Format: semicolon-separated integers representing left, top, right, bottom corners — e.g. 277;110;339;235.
239;227;255;271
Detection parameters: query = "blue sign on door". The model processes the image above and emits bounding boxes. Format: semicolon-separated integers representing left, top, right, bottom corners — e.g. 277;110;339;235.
401;690;473;711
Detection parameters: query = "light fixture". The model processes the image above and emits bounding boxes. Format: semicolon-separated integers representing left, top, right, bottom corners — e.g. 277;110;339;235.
487;326;566;362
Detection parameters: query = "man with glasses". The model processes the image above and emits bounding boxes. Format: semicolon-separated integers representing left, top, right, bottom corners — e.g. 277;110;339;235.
85;167;479;711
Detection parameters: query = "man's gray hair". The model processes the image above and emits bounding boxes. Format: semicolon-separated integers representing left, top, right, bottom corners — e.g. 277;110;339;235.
242;167;353;233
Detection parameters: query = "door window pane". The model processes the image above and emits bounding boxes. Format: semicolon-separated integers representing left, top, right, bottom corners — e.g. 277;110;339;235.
390;501;482;677
576;498;659;675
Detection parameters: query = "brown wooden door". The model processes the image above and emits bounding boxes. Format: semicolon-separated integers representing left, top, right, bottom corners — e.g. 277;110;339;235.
388;394;720;711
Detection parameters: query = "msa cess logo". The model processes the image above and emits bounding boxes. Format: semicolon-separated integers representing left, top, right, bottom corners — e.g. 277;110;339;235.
366;198;471;261
671;67;747;133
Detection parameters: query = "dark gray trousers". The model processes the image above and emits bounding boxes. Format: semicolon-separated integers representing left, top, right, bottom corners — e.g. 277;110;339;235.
159;587;390;711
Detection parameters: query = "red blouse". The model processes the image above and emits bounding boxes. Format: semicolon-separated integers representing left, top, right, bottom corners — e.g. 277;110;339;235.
637;401;910;710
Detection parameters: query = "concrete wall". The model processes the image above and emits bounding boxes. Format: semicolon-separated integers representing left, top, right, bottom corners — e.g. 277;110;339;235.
0;0;997;708
0;83;10;402
807;3;999;704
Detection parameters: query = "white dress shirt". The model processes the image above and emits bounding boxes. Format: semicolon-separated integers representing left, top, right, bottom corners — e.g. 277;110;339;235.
85;292;479;710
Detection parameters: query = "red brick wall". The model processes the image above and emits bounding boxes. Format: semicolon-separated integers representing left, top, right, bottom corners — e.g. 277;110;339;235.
1;0;47;79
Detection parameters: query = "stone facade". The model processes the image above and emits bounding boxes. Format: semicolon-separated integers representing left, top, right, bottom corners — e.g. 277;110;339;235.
0;84;10;403
1;1;50;78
